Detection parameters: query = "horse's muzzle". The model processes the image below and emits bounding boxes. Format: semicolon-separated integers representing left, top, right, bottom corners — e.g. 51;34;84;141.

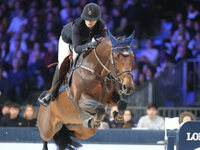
122;84;134;95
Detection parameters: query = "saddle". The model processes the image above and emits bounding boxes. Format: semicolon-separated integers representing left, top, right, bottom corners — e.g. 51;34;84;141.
59;54;73;84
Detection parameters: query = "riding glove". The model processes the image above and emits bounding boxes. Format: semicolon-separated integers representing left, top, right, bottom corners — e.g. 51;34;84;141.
87;40;98;49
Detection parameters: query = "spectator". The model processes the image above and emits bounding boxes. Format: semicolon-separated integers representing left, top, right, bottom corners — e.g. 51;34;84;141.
120;109;134;128
187;4;199;20
171;23;190;47
27;48;44;90
23;105;37;127
8;58;26;103
7;9;28;34
0;41;9;63
5;40;20;65
28;42;44;61
160;18;173;39
60;1;72;24
188;32;200;56
146;66;154;81
0;66;9;96
73;5;82;19
110;7;127;35
136;73;146;86
195;51;200;59
171;13;184;33
0;103;25;127
139;40;159;66
179;111;196;126
137;103;164;129
185;19;195;40
43;42;57;68
0;100;11;118
174;45;191;63
9;1;22;19
26;31;38;49
194;21;200;33
123;0;143;38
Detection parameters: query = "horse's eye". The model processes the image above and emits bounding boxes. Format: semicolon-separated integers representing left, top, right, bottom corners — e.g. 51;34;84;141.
114;56;118;62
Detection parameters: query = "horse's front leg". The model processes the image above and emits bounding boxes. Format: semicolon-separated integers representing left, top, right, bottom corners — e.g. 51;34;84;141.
113;99;127;123
78;94;105;128
112;91;128;123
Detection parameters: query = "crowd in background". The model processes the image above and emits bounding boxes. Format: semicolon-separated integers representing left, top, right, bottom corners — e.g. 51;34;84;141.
0;100;37;127
0;0;200;104
0;0;200;128
0;100;196;129
133;2;200;89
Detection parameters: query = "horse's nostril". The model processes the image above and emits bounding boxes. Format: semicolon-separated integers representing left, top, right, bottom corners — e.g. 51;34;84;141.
122;84;134;95
125;85;128;90
122;85;128;91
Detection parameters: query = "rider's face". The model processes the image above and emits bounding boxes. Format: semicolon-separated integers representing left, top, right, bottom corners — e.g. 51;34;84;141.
85;20;97;28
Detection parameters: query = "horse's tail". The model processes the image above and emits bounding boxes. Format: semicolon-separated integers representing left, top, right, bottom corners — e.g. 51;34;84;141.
53;125;81;150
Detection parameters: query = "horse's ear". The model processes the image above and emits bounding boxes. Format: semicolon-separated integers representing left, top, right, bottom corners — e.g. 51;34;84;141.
126;30;135;44
107;29;118;47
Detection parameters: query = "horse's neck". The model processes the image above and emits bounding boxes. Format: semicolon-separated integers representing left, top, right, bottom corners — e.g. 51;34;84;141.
84;38;111;76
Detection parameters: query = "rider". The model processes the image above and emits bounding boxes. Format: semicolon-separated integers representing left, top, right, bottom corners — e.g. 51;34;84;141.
38;3;107;107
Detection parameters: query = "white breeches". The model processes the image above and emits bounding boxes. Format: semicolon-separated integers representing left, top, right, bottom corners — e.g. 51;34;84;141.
58;36;78;69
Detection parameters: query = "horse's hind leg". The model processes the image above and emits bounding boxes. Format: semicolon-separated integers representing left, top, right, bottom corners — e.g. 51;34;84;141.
79;97;105;128
66;124;96;140
42;141;48;150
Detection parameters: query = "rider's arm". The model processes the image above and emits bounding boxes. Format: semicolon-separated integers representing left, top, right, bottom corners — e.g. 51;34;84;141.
72;25;88;54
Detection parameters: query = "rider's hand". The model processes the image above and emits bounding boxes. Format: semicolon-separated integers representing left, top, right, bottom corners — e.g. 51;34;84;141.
87;40;98;49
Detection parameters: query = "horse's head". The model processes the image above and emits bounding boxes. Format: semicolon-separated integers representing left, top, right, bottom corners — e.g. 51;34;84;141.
108;30;135;95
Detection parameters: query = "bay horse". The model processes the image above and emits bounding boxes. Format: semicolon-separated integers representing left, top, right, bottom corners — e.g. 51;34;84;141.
37;31;135;150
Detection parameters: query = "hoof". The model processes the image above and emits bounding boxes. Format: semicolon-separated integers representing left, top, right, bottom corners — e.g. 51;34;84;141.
117;99;127;115
83;118;100;128
113;111;124;123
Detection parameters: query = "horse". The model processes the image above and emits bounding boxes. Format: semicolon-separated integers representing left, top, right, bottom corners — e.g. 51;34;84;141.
37;31;135;150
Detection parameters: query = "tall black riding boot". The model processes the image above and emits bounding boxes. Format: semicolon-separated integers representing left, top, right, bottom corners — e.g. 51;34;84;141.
38;66;60;107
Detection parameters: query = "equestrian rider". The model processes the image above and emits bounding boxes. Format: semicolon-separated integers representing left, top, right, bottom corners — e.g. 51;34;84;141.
38;3;107;107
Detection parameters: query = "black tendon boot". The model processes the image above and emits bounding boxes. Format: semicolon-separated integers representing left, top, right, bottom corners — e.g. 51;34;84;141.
38;66;60;107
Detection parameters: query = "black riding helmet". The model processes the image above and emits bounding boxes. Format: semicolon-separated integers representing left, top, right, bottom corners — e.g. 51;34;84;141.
81;3;101;21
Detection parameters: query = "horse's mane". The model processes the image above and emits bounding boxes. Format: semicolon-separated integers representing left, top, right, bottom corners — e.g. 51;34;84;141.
82;37;110;58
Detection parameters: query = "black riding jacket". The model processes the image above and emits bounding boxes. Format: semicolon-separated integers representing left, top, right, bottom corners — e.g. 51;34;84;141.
61;17;107;54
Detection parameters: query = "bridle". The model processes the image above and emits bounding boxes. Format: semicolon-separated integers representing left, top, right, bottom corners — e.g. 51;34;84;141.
80;44;133;96
109;46;133;85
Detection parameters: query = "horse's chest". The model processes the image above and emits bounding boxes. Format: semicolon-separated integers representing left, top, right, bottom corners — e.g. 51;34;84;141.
88;82;102;94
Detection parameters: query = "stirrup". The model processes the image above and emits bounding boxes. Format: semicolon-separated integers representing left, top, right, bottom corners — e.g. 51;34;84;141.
38;91;51;107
